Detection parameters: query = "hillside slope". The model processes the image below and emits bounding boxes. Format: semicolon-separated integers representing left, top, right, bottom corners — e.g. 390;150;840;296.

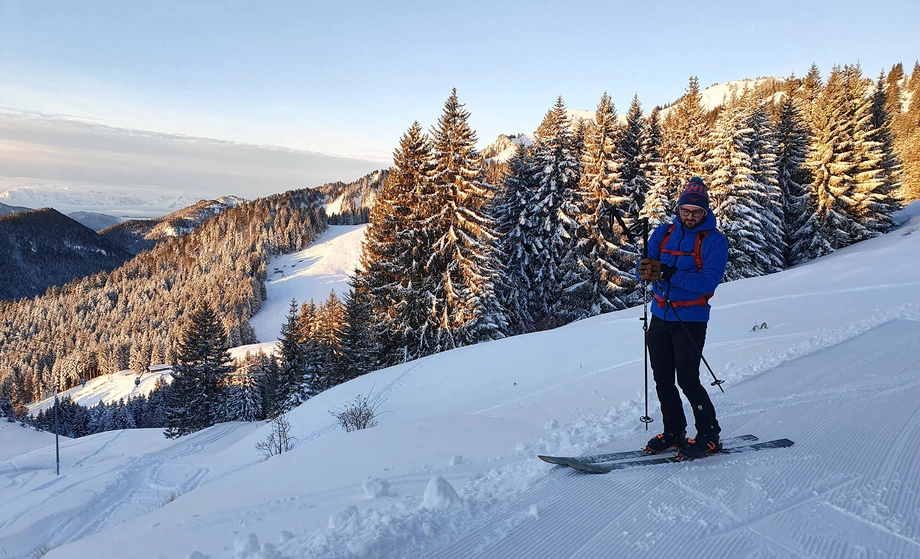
2;203;918;559
0;208;133;300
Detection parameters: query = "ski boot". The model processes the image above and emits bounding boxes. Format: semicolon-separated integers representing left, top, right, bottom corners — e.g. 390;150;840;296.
677;432;722;460
645;431;686;454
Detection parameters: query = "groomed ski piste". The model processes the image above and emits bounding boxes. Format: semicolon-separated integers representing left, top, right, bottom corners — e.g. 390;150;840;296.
2;204;920;559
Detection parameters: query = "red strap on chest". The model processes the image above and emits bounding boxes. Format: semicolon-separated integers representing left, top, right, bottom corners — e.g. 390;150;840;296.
659;225;710;271
656;225;714;308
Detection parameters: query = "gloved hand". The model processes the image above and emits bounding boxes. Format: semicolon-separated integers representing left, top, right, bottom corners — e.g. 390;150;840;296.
638;259;677;281
638;258;661;281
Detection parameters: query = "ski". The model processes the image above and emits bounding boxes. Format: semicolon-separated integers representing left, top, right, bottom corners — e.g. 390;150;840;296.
538;434;758;467
565;438;795;474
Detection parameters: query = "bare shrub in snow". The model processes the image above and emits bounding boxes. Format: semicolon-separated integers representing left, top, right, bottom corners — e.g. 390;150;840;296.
330;391;385;432
256;411;298;460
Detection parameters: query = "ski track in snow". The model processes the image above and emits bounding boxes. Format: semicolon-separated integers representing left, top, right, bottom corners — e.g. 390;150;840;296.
408;318;920;559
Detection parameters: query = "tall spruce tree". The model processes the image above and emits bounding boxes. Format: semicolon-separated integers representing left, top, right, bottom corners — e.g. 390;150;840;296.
799;63;824;128
339;285;376;382
620;94;652;218
163;304;234;438
640;107;672;229
526;97;582;329
745;92;786;274
843;65;896;237
358;122;436;365
796;65;893;259
226;365;263;422
660;77;709;191
869;71;904;221
424;89;505;350
274;299;310;410
313;291;345;391
706;90;783;279
565;92;633;318
492;142;538;334
775;77;813;265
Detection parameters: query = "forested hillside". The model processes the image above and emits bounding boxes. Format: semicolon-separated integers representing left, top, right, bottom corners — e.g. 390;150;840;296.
0;208;133;301
0;189;326;406
100;196;245;254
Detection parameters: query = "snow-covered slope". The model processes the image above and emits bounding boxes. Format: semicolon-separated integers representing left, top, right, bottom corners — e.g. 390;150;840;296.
481;134;535;163
3;203;920;559
26;368;172;416
248;224;366;343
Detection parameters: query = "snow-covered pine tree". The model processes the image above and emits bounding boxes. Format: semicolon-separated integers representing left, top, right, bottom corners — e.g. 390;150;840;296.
163;304;234;438
744;91;786;274
774;77;813;265
339;284;376;382
274;299;310;411
640;107;671;229
312;291;345;391
796;65;883;260
226;365;263;423
357;122;436;365
564;92;633;319
296;300;324;399
868;71;903;222
843;65;896;238
885;63;905;132
424;89;505;350
620;94;652;218
526;97;582;329
491;142;538;335
660;76;709;186
706;89;782;280
258;353;281;419
798;63;824;128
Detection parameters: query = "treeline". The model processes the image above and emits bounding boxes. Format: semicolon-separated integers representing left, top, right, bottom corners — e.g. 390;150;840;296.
356;63;914;368
0;189;327;414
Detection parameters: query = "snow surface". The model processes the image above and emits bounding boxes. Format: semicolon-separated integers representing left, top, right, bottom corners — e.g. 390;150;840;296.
3;204;920;559
249;225;365;343
27;369;172;416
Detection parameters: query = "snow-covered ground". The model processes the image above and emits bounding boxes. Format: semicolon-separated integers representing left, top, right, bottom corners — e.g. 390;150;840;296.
27;368;172;416
3;204;920;559
249;224;365;343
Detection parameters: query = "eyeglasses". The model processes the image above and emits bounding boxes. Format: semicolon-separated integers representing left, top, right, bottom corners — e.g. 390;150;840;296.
679;207;705;219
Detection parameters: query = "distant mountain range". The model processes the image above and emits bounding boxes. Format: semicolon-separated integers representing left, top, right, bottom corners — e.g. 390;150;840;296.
0;201;32;217
0;184;200;219
99;196;246;254
0;208;133;301
67;211;122;231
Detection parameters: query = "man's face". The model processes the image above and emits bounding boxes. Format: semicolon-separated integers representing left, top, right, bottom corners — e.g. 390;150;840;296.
679;205;705;229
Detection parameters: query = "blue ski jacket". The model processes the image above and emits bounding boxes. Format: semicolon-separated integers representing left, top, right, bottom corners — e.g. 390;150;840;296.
636;212;729;323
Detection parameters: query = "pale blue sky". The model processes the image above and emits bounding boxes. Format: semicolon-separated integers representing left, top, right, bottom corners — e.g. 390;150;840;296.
1;0;918;198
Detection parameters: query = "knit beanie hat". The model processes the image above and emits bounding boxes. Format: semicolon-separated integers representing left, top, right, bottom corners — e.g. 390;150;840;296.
678;176;711;215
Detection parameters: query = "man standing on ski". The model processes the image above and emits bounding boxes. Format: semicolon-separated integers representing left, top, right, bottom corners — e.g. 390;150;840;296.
636;176;729;460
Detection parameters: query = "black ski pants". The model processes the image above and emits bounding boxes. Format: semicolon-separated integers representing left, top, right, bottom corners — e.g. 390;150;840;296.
647;315;720;437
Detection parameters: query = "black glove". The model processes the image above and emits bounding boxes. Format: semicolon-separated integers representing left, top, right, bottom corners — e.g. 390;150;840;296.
659;264;677;281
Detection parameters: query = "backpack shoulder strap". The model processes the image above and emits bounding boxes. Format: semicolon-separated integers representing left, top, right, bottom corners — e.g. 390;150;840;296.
692;230;711;271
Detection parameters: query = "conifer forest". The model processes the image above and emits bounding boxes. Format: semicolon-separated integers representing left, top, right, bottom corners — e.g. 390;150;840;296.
3;62;919;440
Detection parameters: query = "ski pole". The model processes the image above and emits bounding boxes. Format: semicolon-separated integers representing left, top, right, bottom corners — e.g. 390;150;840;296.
603;202;653;428
639;281;653;429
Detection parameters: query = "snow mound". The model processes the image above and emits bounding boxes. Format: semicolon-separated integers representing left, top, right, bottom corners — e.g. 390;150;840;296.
361;477;391;498
421;475;462;511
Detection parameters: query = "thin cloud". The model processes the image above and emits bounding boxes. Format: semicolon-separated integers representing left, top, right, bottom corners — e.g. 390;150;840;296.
0;111;387;203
